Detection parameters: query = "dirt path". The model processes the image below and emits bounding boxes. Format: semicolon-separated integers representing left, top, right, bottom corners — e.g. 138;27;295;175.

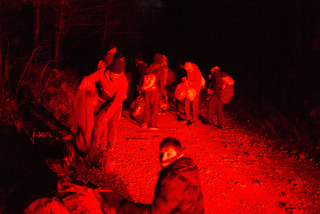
111;109;320;214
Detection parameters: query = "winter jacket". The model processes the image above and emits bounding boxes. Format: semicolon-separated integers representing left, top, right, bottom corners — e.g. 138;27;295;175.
209;69;228;96
147;63;166;96
119;157;205;214
87;68;128;121
186;64;203;93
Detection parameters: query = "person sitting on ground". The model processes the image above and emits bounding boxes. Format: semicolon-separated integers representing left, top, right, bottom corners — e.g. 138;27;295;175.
111;137;205;214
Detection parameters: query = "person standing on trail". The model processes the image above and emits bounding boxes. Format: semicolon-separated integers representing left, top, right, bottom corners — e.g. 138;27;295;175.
182;62;204;126
71;57;128;171
206;66;233;130
140;53;166;130
105;137;205;214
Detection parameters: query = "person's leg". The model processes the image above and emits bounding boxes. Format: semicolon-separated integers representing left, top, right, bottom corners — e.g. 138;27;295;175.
192;93;200;123
150;91;160;127
217;99;224;128
93;109;109;151
185;98;191;121
107;105;122;151
208;94;218;125
142;92;152;127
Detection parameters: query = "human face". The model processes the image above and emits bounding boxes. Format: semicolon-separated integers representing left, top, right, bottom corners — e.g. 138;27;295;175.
109;72;121;81
160;146;177;167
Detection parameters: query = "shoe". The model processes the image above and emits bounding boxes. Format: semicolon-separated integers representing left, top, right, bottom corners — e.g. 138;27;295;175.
186;120;195;126
98;141;108;152
141;122;148;130
201;120;211;125
216;125;224;131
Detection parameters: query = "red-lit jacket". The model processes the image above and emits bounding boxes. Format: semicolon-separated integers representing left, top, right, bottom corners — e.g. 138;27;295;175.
186;63;203;93
147;63;166;95
119;157;205;214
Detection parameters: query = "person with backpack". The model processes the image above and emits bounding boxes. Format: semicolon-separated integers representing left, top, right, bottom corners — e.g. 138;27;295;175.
140;53;166;130
206;66;234;131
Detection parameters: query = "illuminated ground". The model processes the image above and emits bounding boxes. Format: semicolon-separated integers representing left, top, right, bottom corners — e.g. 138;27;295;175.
47;105;320;213
1;92;319;213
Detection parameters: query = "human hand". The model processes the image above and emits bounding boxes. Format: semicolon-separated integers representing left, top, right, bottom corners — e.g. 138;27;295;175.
207;88;214;95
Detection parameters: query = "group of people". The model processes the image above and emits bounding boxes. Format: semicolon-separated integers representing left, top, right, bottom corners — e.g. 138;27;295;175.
27;43;234;213
70;43;235;170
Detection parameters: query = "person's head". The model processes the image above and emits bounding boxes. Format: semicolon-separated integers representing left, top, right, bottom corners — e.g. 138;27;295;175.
154;53;164;65
210;66;220;73
159;137;184;168
109;57;125;81
109;43;117;55
183;62;193;73
162;55;168;66
135;53;143;61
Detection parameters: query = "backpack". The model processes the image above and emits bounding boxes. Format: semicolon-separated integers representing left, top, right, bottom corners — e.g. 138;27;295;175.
141;73;156;91
220;75;235;104
175;82;188;100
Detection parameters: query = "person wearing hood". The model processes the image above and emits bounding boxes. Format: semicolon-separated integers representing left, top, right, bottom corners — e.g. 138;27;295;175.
182;62;204;126
140;53;166;130
109;137;205;214
71;57;128;171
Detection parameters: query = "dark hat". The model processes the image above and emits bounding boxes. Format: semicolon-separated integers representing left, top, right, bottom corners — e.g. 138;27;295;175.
110;57;125;74
109;43;116;50
135;53;143;61
154;53;164;65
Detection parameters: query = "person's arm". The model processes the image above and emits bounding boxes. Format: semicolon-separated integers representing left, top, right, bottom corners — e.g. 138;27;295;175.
118;180;182;214
159;67;166;96
87;68;103;83
149;179;182;214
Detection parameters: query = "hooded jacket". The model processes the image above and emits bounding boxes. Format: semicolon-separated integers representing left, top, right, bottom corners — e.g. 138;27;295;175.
119;157;205;214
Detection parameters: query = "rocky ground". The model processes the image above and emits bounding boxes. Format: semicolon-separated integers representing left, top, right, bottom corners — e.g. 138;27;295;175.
1;91;320;214
46;100;320;214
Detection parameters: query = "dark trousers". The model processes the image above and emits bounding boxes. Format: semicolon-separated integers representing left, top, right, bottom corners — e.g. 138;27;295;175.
143;90;160;127
185;93;200;122
207;94;224;126
93;100;122;151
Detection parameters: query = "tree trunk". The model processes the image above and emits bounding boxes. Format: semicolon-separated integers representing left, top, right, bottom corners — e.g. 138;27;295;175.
0;22;2;74
102;0;114;52
54;0;65;68
295;0;301;58
34;5;40;47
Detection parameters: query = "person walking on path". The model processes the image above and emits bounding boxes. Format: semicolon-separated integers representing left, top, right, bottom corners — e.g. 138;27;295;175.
206;66;233;130
140;53;166;130
182;62;204;126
